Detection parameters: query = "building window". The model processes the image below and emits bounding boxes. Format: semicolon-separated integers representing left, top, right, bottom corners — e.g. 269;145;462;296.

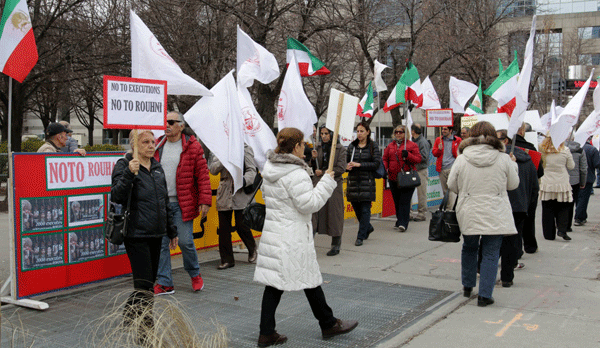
578;26;600;39
578;53;600;65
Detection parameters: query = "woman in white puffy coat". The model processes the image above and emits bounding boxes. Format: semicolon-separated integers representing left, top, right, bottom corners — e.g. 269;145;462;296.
253;128;358;347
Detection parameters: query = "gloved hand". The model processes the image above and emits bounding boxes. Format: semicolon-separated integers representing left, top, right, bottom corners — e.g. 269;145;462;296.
401;150;409;159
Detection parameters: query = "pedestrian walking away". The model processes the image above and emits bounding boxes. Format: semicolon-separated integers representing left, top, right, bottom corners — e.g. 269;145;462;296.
310;126;347;256
346;121;381;246
575;137;600;226
111;130;178;345
153;111;212;295
209;144;258;269
447;122;519;307
565;139;587;231
411;123;431;221
254;128;358;347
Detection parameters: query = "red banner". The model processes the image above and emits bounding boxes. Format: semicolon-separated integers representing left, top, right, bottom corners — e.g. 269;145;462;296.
12;152;130;299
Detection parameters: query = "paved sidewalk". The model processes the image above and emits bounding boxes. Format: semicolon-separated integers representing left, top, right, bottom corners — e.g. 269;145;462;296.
2;190;600;347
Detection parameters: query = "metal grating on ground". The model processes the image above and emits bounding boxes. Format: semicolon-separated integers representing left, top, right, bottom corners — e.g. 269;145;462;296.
1;260;452;347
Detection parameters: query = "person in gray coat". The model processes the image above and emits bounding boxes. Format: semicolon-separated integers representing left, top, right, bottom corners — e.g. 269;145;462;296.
209;144;258;269
411;124;431;221
565;140;587;231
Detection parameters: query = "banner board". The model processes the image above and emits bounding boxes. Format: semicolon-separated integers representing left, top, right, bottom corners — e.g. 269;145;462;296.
103;75;167;129
426;109;454;127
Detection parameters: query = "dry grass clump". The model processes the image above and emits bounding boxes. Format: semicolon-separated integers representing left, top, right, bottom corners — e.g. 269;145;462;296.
86;290;228;348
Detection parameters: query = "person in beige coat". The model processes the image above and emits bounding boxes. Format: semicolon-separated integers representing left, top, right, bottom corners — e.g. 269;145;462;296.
447;121;519;307
539;136;575;241
209;144;258;269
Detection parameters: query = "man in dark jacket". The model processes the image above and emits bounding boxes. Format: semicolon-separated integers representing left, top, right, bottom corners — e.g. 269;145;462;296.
153;111;213;295
411;124;431;221
514;123;542;253
575;138;600;225
497;130;538;287
566;141;587;231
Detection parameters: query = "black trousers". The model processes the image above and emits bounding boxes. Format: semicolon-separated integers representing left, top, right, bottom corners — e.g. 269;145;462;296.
522;194;539;253
217;210;257;264
123;237;162;327
389;184;415;229
542;199;570;240
259;285;337;335
500;212;526;283
566;185;580;231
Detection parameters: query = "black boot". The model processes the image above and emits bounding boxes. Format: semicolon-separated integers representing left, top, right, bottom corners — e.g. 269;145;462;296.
327;237;341;256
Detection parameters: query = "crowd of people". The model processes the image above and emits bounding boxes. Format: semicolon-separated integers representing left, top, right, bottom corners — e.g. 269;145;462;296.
33;114;600;346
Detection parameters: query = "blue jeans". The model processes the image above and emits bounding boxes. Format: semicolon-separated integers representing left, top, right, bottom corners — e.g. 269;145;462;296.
462;235;502;299
390;185;415;229
575;182;593;222
350;201;373;241
156;203;200;287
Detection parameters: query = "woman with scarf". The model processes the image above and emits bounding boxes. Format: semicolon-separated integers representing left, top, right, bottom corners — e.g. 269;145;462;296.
311;126;347;256
382;125;422;232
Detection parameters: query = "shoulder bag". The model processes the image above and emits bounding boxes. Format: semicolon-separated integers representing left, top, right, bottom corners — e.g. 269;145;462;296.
428;192;460;243
395;147;421;189
242;177;266;232
104;187;132;245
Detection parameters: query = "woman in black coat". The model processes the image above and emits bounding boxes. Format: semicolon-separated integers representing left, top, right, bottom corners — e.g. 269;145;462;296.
111;130;178;343
346;122;381;246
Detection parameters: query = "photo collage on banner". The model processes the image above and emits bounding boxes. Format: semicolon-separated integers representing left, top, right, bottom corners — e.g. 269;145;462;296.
19;193;125;272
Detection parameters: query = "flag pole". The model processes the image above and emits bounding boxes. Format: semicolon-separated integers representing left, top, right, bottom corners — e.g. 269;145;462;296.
328;94;345;171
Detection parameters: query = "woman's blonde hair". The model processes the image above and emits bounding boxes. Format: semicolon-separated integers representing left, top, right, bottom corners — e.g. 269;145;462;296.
539;135;564;153
394;125;407;133
128;130;154;149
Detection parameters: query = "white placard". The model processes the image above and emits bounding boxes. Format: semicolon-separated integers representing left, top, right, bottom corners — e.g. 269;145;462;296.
103;75;167;129
461;113;510;131
46;156;121;190
326;89;359;139
426;109;454;127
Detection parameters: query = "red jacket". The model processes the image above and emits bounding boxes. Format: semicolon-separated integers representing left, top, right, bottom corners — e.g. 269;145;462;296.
383;140;422;182
431;135;462;172
154;134;212;221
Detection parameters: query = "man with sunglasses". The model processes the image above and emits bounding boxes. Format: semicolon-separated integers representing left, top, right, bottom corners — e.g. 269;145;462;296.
432;126;462;195
153;111;212;295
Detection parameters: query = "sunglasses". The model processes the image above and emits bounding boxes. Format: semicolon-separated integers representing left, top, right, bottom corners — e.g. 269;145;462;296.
167;120;182;125
394;130;405;134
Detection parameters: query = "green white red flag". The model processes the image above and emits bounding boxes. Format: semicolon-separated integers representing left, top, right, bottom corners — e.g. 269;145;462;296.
484;55;519;116
0;0;38;82
286;37;330;76
464;81;484;115
357;82;375;118
384;62;422;112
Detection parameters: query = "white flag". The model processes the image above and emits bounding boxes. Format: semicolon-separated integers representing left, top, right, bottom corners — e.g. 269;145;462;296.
277;55;317;141
238;86;277;170
236;26;280;89
574;110;600;146
326;88;359;140
184;71;244;191
405;107;413;133
130;11;212;96
373;59;389;92
420;76;441;110
449;77;478;113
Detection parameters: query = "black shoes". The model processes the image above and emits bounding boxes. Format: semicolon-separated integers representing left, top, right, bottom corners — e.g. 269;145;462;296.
502;281;513;288
327;245;340;256
217;262;235;270
557;231;572;240
364;226;374;240
463;287;473;297
322;319;359;339
248;250;257;263
477;296;495;307
355;239;363;246
258;331;288;347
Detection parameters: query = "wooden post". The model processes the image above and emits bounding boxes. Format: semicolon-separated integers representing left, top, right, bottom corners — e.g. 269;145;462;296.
328;94;345;171
132;129;139;175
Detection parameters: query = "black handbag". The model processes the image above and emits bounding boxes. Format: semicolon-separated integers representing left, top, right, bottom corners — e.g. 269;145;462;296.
104;188;132;245
395;150;421;189
428;192;460;243
242;176;266;231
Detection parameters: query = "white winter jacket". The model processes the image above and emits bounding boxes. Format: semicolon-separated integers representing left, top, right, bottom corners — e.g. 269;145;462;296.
253;151;336;291
447;136;520;236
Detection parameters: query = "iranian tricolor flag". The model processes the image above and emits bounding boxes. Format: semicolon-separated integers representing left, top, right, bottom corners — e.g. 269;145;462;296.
383;62;422;112
0;0;38;83
357;82;375;118
484;55;519;116
286;37;330;76
464;81;484;116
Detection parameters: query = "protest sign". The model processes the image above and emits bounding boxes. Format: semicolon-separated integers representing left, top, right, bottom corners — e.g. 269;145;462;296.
326;88;359;140
426;109;453;127
461;113;510;131
103;75;167;129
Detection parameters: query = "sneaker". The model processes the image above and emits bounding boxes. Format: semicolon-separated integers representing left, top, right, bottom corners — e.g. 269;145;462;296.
413;216;426;222
514;263;525;270
191;275;204;291
398;226;406;232
153;284;174;296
